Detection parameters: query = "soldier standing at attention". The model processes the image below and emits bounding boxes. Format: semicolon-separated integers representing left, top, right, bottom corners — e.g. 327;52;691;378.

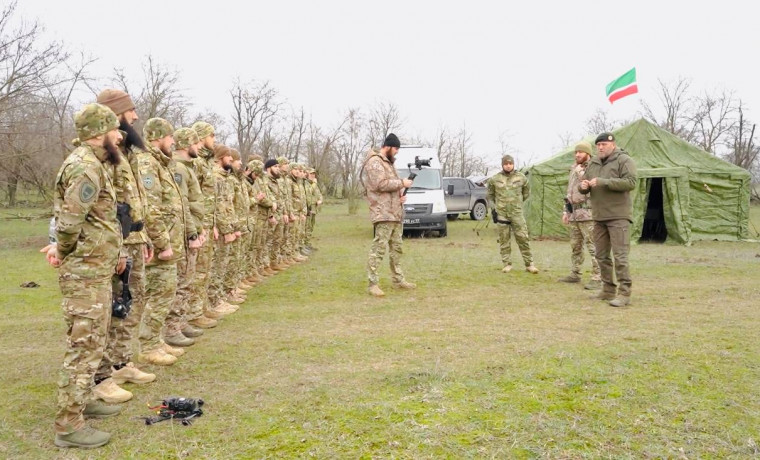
165;127;205;346
486;155;539;274
558;141;601;289
304;168;323;251
579;132;637;307
136;118;188;365
361;133;416;297
47;103;124;448
264;159;283;275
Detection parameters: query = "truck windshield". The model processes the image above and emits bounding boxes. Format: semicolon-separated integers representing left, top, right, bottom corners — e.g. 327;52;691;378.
397;168;441;190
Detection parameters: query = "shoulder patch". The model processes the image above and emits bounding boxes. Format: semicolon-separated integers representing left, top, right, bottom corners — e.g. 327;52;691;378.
143;173;156;190
174;172;183;186
79;180;97;203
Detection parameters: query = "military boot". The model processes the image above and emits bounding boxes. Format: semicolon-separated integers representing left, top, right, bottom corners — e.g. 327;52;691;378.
590;291;616;301
238;280;253;290
368;284;385;297
138;349;177;366
92;378;132;404
189;315;218;328
501;264;513;273
83;400;122;419
392;280;417;289
526;264;539;274
111;363;156;385
227;295;245;305
54;426;111;448
294;254;308;262
162;343;185;357
584;279;602;290
216;301;238;314
609;296;631;308
262;267;276;276
558;274;581;283
181;324;204;338
165;333;195;347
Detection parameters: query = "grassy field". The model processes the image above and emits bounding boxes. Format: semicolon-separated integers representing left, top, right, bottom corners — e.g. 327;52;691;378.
1;203;759;459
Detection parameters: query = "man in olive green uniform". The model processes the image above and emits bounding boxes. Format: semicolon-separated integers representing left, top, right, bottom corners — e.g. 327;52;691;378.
264;159;286;273
295;164;311;256
361;134;416;297
91;89;155;405
225;149;250;304
286;162;308;263
48;103;124;448
246;159;274;280
276;157;296;265
559;141;601;289
208;144;239;315
579;132;637;307
188;121;218;329
304;168;323;251
486;155;539;274
136;118;188;365
165;128;205;346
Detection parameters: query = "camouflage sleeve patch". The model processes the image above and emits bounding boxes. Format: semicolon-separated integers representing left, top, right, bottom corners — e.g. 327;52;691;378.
78;179;98;203
142;173;157;190
174;172;183;186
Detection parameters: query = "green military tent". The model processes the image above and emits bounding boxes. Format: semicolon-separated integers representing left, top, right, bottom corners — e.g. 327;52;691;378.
524;118;752;244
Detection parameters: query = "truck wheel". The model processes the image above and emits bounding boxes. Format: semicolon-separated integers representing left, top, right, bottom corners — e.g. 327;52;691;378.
447;214;458;221
470;202;487;221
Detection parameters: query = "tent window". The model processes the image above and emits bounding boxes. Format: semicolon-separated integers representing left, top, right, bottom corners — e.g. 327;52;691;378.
640;177;667;242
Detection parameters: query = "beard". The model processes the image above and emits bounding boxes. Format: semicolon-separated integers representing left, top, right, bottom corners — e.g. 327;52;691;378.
223;164;233;172
104;136;122;165
386;151;396;164
159;143;173;157
188;146;199;159
269;170;280;179
119;120;145;151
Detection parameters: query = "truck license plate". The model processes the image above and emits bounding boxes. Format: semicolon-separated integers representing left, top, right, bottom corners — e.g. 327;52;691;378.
403;218;420;224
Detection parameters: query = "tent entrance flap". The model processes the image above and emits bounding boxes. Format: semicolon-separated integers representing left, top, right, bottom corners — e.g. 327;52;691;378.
640;177;667;242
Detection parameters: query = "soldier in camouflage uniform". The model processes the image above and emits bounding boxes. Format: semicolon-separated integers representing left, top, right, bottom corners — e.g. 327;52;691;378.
225;149;250;304
188;121;219;329
136;118;188;365
486;155;539;274
264;159;286;273
47;103;124;448
246;159;274;280
208;145;239;315
277;157;296;266
361;134;416;297
559;141;601;289
287;162;308;262
91;89;155;405
304;168;323;251
165;128;205;347
295;164;311;256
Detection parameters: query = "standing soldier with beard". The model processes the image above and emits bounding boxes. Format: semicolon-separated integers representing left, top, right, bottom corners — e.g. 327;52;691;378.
286;162;308;263
558;141;601;289
89;89;155;405
246;159;272;281
277;157;296;267
225;149;249;304
304;168;323;251
47;103;124;448
264;159;285;273
165;128;205;347
136;118;188;365
208;145;239;316
188;121;218;329
294;164;310;257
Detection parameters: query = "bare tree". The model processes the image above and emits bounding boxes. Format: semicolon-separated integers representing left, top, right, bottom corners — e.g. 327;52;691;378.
191;109;231;145
691;89;737;154
367;101;402;148
230;78;280;160
584;108;619;135
641;77;697;141
726;103;759;198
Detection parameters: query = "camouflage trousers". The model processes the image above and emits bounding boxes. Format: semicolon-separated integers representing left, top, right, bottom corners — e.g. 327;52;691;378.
367;221;405;286
188;232;214;320
288;216;303;255
497;216;533;267
140;263;177;352
593;219;632;297
569;220;600;279
165;248;198;336
305;213;317;247
251;217;268;274
55;274;111;434
223;236;245;294
268;221;285;265
96;243;147;380
209;237;233;307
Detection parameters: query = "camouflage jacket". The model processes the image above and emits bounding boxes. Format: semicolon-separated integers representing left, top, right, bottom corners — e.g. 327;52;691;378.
232;171;251;234
288;175;305;217
362;150;404;223
486;169;530;220
136;145;187;264
172;156;204;235
53;144;122;278
565;160;592;222
252;176;273;219
278;176;292;217
310;181;323;214
213;164;236;235
266;173;282;218
300;178;312;214
111;144;149;247
193;149;216;231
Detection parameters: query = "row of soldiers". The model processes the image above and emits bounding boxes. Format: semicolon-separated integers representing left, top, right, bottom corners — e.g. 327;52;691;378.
48;89;322;448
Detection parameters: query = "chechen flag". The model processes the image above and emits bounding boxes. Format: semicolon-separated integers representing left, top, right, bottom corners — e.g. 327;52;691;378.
606;68;638;103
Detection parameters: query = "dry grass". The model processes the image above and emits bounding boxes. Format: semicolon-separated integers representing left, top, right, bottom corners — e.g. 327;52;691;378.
1;204;759;458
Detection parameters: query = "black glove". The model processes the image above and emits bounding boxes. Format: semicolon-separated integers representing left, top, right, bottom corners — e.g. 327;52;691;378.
491;209;498;224
564;198;573;214
116;202;133;238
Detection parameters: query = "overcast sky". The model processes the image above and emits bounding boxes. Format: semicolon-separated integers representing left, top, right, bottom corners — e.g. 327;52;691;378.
19;0;760;167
